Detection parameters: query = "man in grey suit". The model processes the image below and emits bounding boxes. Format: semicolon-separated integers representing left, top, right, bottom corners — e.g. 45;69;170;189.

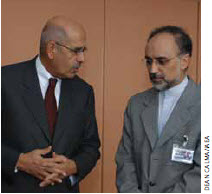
116;26;200;193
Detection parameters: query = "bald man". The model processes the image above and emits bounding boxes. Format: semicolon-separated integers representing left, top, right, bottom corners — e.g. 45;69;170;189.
2;16;100;193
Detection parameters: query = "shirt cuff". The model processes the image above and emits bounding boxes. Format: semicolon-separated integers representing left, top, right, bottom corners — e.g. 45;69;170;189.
14;153;23;173
69;175;78;186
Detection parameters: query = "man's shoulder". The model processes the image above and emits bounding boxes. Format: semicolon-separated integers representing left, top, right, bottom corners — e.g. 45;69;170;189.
1;58;36;90
68;75;93;92
124;87;157;110
2;58;35;76
130;87;156;103
183;78;200;104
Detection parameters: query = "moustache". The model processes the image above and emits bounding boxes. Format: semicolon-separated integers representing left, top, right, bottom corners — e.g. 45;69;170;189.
149;73;164;80
72;62;81;69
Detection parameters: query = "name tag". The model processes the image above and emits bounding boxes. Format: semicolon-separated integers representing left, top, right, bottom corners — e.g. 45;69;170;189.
171;144;194;164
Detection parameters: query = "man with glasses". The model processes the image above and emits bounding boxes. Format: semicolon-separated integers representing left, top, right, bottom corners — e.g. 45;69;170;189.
116;26;200;193
2;16;100;192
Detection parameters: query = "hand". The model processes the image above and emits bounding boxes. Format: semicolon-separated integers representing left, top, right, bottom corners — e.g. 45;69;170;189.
52;152;77;176
39;152;77;187
16;146;66;182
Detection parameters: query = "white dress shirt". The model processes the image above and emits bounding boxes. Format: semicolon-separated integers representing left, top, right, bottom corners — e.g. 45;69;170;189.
158;76;188;137
36;56;61;108
35;56;77;185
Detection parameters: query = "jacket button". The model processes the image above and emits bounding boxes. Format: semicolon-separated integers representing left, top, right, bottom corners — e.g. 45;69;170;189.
149;182;156;186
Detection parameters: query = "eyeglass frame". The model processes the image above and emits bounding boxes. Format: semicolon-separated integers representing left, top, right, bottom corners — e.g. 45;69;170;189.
142;54;182;67
55;41;86;55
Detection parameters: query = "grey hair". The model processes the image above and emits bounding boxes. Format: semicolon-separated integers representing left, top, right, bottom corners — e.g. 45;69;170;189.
39;25;68;55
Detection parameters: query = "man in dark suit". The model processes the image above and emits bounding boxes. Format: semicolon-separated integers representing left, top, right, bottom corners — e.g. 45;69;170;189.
116;26;200;192
2;16;100;193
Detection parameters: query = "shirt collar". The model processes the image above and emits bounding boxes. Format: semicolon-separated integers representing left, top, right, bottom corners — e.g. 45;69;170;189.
36;56;60;81
163;76;188;97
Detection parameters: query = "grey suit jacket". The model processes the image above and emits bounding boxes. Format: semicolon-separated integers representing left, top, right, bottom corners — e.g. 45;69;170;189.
116;79;201;193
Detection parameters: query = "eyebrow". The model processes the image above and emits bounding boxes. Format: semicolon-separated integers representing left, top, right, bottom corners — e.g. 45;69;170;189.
145;56;151;59
155;56;168;60
145;55;168;59
74;46;87;52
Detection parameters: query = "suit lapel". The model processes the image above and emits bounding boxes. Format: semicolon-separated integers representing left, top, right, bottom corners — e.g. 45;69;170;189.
22;58;51;144
157;80;195;147
140;89;159;150
52;78;75;146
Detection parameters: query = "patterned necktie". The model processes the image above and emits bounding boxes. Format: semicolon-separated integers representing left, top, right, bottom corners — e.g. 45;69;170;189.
45;78;57;138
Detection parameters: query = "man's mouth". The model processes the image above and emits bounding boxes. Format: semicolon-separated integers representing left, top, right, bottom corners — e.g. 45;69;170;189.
152;77;164;82
150;73;164;82
71;62;81;73
72;68;79;73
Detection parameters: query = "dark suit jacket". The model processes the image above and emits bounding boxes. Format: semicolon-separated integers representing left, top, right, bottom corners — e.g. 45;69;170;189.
1;57;100;193
116;79;201;193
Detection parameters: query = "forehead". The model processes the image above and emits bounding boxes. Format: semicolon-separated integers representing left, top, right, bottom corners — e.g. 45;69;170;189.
67;28;86;47
145;33;179;57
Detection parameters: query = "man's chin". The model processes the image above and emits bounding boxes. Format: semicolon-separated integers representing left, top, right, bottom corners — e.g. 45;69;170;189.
152;82;168;91
59;73;76;79
67;69;80;78
67;74;77;79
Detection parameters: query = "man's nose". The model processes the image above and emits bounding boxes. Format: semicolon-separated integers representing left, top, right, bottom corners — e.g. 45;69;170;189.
77;52;85;62
150;61;159;73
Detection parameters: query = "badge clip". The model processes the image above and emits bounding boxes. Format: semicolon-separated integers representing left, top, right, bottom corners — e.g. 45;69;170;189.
182;135;188;147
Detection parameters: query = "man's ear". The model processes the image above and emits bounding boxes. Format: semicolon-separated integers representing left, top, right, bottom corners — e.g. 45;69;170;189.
180;54;191;71
46;40;56;59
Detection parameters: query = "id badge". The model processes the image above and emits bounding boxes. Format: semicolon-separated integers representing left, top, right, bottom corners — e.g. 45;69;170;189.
171;144;194;164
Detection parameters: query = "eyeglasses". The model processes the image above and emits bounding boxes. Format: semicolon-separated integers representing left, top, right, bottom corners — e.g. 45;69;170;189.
55;41;86;54
143;55;179;67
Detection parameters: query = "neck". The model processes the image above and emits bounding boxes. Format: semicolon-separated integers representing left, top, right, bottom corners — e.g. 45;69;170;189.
39;55;55;77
